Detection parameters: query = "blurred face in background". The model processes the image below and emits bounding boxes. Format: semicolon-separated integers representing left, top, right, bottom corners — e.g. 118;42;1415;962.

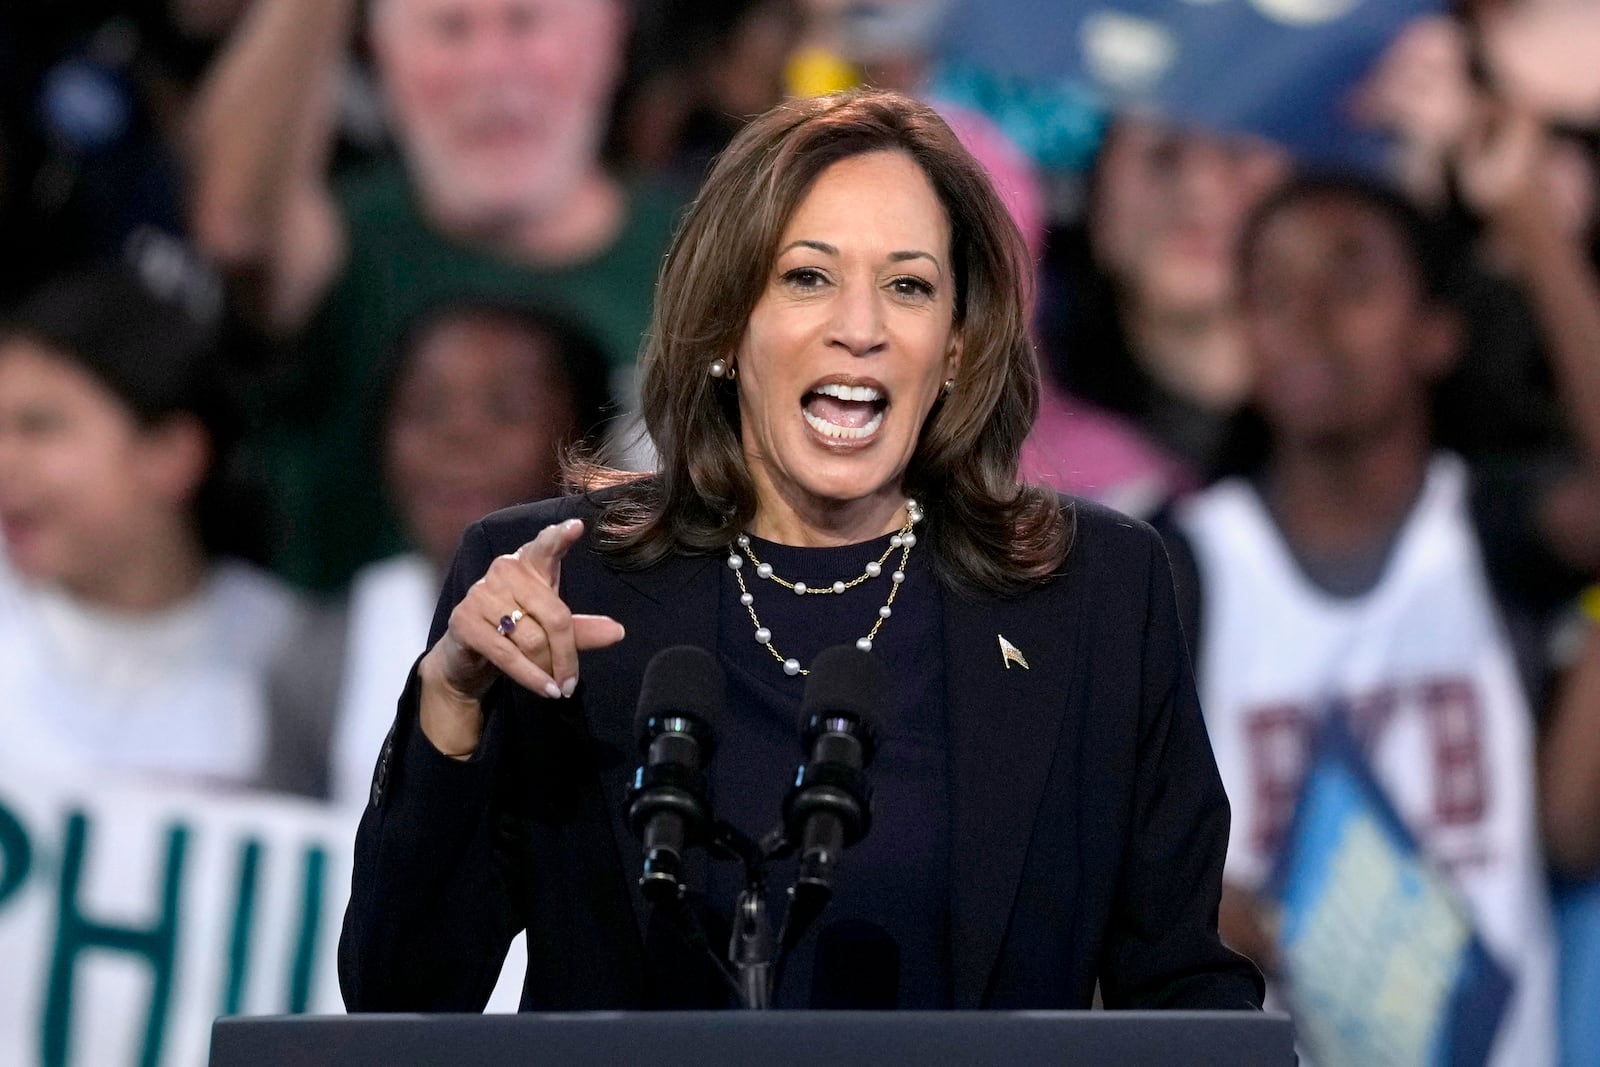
0;341;205;592
371;0;625;229
707;0;802;119
1241;194;1456;449
1093;118;1288;320
383;313;577;570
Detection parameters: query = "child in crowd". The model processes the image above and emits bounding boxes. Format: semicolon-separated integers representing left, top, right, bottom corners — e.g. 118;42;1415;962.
0;266;304;791
1166;175;1600;1065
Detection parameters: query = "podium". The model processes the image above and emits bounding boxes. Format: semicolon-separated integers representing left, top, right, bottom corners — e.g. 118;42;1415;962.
210;1010;1294;1066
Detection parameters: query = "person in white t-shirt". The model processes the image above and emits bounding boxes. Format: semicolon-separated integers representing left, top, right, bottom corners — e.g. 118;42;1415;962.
1165;175;1600;1067
0;266;305;793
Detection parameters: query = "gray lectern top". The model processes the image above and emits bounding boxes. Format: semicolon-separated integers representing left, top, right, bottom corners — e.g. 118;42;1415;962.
211;1010;1295;1067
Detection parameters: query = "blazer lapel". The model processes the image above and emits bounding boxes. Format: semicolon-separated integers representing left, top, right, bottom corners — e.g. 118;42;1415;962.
945;577;1081;1007
571;551;721;951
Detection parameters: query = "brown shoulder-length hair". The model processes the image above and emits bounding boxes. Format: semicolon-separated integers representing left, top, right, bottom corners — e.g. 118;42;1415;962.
574;88;1071;596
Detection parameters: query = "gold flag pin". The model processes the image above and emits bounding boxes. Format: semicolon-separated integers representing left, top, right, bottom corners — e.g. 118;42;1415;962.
998;634;1029;670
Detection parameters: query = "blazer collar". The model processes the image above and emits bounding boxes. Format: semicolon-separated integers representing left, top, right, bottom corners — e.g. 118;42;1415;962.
945;575;1080;1008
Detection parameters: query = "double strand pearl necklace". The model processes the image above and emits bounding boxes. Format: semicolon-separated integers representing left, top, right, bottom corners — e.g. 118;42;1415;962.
726;500;924;677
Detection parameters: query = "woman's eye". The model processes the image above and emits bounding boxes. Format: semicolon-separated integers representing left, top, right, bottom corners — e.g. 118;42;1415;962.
782;267;828;289
891;276;936;298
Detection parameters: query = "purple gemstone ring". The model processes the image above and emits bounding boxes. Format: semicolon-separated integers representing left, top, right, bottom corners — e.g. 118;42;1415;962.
496;608;525;637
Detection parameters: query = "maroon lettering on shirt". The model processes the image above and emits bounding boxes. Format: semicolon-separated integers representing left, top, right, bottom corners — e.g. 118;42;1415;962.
1240;676;1489;866
1420;678;1488;826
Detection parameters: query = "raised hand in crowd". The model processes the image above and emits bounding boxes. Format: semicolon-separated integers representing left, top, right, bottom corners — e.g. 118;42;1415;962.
1455;102;1600;541
188;0;360;329
1473;0;1600;125
1351;14;1476;207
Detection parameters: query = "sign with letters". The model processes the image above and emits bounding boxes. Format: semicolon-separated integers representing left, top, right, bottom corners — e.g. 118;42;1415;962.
0;764;350;1067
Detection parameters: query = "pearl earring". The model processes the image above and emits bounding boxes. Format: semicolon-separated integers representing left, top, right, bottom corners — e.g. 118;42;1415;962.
709;360;727;378
942;378;955;394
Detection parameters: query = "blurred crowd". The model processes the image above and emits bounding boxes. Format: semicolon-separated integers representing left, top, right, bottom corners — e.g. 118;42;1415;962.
1;0;1599;1063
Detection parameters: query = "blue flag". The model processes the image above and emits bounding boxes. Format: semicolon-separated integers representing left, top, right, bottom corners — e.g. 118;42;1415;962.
1265;716;1511;1066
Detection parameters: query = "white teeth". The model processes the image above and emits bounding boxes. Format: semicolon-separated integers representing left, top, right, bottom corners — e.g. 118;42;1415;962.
804;408;885;440
813;383;883;403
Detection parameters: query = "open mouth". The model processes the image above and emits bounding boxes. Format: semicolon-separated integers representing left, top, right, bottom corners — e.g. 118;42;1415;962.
802;381;888;441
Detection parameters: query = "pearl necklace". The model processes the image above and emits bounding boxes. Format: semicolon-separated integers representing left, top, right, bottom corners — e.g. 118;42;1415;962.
726;501;923;676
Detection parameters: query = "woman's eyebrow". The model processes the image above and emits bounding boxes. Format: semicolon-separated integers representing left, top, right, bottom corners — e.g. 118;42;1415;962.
889;250;942;276
778;241;944;278
779;239;838;256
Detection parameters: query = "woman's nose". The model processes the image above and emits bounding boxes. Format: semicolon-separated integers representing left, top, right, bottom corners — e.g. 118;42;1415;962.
826;277;887;358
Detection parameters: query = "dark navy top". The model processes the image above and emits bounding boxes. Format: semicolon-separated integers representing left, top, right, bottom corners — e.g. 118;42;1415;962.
702;528;952;1008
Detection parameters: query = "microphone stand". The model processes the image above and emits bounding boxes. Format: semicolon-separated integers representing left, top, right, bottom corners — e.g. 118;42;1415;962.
649;807;851;1010
655;821;834;1010
730;886;773;1009
728;829;835;1010
707;820;777;1009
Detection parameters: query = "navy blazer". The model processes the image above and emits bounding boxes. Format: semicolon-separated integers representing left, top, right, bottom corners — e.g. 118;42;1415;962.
339;491;1263;1012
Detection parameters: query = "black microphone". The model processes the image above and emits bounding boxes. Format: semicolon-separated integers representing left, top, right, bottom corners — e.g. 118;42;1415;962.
782;645;880;907
624;646;724;904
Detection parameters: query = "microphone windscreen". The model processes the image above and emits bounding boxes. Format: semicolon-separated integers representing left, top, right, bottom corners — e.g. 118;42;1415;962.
634;645;725;742
799;645;882;734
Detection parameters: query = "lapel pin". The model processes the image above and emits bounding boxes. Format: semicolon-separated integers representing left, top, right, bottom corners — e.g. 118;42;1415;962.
998;634;1029;670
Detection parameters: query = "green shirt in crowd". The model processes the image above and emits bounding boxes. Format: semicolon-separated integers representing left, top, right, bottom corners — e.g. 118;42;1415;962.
257;160;683;592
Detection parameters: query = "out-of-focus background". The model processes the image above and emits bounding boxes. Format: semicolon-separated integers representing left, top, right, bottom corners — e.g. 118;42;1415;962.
0;1;1597;1063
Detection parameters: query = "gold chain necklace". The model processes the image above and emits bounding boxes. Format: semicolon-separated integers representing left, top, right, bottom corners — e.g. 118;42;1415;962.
727;500;923;676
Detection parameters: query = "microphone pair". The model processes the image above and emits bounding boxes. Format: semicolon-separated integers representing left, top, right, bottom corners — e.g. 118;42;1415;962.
623;645;881;907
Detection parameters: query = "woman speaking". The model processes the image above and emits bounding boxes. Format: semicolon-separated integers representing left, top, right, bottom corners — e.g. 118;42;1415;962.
339;89;1262;1012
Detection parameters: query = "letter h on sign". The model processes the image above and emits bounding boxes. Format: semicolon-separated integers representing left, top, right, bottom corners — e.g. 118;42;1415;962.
42;812;187;1067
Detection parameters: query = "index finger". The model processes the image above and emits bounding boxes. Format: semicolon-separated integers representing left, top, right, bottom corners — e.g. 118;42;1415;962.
515;517;585;589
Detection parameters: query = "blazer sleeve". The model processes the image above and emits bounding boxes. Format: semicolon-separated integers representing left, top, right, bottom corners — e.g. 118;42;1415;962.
1097;528;1265;1010
338;520;524;1011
